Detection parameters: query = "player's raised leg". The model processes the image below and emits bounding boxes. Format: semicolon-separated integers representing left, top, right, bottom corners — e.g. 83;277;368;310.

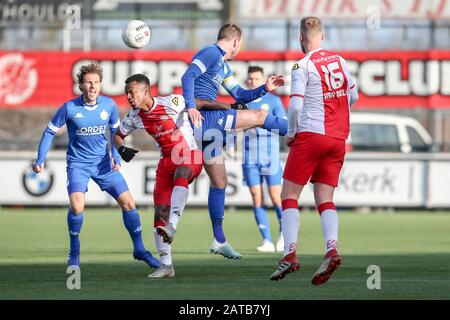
156;166;192;244
269;179;302;281
235;109;287;135
67;192;85;268
311;182;342;285
204;158;241;259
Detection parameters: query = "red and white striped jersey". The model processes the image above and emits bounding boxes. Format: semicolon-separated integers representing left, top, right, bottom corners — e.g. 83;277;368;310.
288;48;358;140
119;94;198;158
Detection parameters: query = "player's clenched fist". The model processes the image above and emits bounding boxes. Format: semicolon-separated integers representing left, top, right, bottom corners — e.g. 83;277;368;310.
118;146;139;162
32;163;44;173
265;75;285;91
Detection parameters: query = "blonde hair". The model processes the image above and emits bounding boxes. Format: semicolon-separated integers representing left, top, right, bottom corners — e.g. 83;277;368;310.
300;16;323;36
77;62;103;84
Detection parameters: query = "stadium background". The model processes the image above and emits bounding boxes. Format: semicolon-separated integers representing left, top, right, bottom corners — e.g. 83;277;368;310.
0;0;450;300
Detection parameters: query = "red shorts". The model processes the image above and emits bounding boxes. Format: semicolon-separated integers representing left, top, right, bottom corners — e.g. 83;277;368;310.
153;149;203;206
283;132;345;187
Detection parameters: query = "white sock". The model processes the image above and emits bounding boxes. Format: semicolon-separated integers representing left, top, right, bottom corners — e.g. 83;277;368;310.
153;228;172;265
320;209;339;252
169;186;189;229
282;208;300;257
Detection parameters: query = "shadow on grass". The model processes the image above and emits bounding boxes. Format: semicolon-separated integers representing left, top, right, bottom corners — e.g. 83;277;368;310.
0;253;449;300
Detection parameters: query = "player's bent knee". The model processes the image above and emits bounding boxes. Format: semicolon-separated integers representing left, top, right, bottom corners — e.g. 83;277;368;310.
174;166;192;180
154;205;170;227
117;192;136;211
69;192;85;214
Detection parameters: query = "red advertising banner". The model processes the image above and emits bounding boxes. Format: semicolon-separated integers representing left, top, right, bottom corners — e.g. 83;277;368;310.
0;50;449;109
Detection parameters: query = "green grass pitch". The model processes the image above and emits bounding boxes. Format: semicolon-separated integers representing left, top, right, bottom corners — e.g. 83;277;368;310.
0;207;449;299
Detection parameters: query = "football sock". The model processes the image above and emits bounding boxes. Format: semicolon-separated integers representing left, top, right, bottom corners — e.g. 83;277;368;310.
67;209;84;256
318;202;339;253
169;178;189;229
208;187;226;243
262;113;288;136
122;209;146;255
281;199;300;257
253;207;272;241
153;225;172;266
275;205;283;232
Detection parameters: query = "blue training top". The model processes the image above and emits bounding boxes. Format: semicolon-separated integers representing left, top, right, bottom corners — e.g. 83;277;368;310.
35;95;120;167
182;44;269;109
243;93;287;166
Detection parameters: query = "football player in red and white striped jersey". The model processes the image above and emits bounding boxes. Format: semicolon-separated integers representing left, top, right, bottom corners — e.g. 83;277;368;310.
114;74;204;278
270;16;359;285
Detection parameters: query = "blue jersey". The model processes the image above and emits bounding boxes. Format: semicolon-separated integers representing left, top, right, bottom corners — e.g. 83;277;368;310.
35;95;120;167
243;93;286;166
181;44;269;109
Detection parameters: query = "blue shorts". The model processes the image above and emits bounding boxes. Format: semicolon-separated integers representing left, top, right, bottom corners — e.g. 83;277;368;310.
193;109;237;160
242;162;283;187
66;160;129;199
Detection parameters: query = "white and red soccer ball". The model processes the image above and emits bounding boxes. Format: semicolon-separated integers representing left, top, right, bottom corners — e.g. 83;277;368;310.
121;20;151;49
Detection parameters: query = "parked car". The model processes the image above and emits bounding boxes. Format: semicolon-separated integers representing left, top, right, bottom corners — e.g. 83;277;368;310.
348;113;434;153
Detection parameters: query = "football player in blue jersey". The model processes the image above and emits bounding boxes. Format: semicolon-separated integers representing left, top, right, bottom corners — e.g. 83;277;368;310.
182;24;287;259
242;66;286;253
32;63;160;270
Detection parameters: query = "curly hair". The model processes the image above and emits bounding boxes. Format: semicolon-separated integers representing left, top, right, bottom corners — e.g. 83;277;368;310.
77;62;103;84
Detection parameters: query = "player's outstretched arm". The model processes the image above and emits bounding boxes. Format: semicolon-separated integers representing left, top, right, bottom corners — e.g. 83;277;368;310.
223;74;285;104
195;98;230;110
33;104;67;172
33;126;57;173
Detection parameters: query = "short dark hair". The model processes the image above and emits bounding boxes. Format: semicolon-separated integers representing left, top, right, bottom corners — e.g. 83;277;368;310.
248;66;264;75
125;74;150;86
217;23;242;41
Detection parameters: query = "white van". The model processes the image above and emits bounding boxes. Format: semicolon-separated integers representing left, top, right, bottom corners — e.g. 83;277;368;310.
348;113;433;153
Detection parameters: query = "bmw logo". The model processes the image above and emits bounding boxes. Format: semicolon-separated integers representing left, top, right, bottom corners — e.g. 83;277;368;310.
22;163;54;197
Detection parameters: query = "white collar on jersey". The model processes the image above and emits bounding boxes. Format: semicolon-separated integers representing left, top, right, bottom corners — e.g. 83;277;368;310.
81;95;99;111
83;104;99;111
306;47;323;56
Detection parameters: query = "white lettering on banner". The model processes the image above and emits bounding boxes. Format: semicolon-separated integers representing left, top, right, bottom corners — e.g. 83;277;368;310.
239;0;450;19
71;59;450;100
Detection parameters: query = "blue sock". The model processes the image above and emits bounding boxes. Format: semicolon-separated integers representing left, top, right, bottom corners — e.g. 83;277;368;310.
253;207;272;241
208;187;226;243
262;113;287;136
122;209;146;256
275;206;283;232
67;209;83;256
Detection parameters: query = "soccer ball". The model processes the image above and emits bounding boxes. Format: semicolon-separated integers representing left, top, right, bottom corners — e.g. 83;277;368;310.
121;20;151;49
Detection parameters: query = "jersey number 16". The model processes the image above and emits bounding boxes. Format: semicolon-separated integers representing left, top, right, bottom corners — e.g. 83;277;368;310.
321;62;344;91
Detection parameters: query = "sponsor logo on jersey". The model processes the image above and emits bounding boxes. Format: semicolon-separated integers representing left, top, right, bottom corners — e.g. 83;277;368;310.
156;125;163;131
261;103;269;111
153;127;175;138
160;115;169;121
292;63;299;70
171;96;179;106
76;125;107;135
100;110;108;120
217;117;224;126
74;112;84;119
